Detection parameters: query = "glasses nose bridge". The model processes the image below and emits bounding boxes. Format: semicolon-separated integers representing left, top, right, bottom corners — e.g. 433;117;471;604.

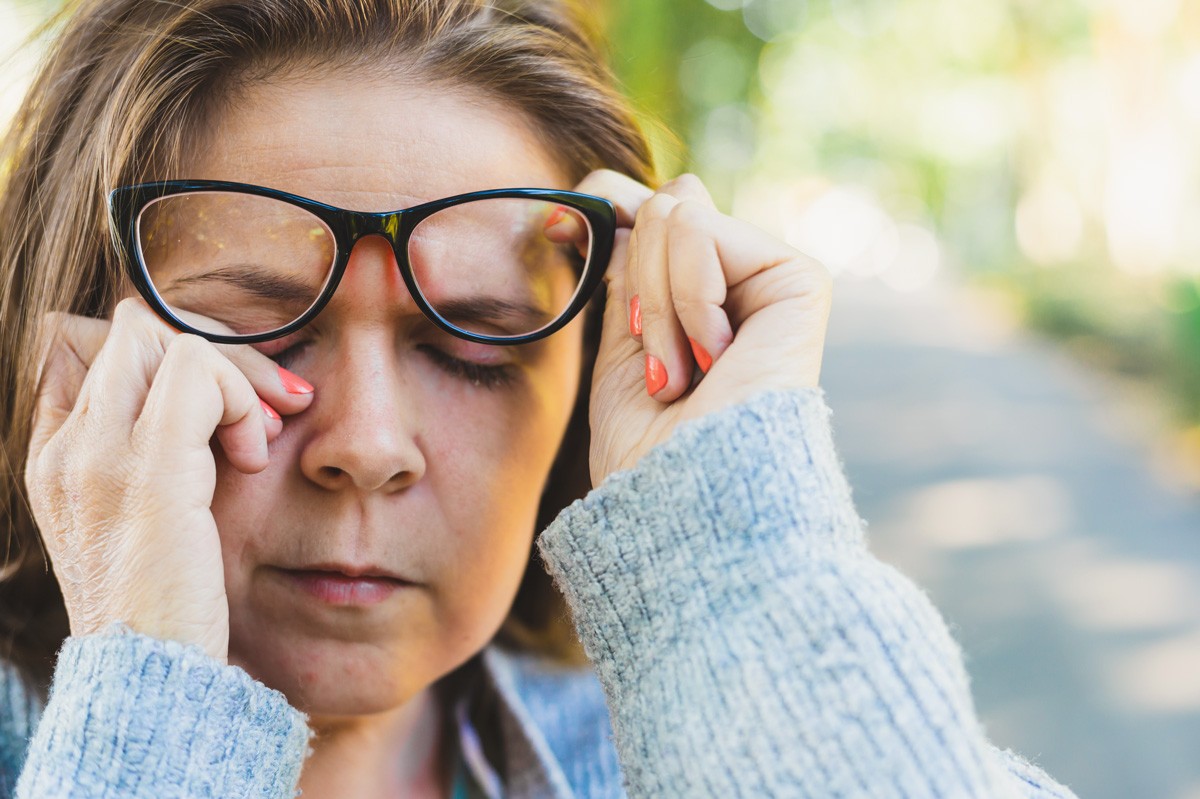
344;209;407;253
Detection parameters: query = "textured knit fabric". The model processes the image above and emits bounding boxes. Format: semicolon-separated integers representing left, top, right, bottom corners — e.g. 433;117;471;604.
0;662;40;799
0;387;1079;798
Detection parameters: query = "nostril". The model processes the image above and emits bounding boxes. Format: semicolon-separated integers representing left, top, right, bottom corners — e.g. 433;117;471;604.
315;463;417;493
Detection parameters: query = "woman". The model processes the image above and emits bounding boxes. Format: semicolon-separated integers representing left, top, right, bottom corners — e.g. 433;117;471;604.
0;0;1076;797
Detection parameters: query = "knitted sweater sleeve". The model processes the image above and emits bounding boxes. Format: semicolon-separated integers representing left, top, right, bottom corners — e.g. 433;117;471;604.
536;387;1079;799
12;625;313;799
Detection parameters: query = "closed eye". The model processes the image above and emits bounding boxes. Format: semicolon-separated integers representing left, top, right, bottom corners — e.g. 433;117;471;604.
417;345;518;390
262;340;518;390
263;340;308;370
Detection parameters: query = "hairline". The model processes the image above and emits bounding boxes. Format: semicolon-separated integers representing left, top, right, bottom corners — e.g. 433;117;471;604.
182;51;587;192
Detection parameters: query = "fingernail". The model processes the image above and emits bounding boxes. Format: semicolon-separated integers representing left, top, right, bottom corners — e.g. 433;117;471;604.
645;354;667;395
630;295;642;336
544;205;567;229
260;398;281;421
688;337;713;373
278;365;313;394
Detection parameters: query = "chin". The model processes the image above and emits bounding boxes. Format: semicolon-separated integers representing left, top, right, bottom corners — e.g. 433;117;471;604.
227;615;443;716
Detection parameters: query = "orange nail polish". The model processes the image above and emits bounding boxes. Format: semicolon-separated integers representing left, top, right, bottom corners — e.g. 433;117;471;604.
544;205;567;228
278;365;313;394
688;337;713;373
260;398;281;421
630;295;642;336
645;354;667;395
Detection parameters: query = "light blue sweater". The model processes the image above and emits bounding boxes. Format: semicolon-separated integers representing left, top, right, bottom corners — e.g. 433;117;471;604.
0;388;1078;798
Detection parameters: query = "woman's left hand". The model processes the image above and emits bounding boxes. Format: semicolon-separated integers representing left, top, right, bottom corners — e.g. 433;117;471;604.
568;170;833;488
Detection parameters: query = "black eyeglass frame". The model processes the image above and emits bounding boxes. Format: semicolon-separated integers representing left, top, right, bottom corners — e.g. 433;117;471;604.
107;179;617;346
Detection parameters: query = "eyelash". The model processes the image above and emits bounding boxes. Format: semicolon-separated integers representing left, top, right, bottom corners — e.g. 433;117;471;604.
267;341;517;390
418;345;517;389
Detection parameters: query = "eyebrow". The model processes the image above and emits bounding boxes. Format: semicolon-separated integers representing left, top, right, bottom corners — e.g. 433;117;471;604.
428;296;555;331
166;266;317;305
167;267;553;330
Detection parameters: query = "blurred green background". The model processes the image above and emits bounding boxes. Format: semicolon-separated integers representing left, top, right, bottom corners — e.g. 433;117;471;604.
601;0;1200;451
4;0;1200;797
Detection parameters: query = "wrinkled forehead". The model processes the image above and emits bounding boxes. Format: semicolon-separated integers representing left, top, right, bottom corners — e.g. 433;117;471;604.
184;69;574;211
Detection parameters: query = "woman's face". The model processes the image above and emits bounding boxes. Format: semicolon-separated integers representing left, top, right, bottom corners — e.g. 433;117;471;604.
174;73;584;717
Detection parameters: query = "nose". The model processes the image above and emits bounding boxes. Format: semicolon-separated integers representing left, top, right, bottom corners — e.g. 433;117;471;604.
298;236;427;493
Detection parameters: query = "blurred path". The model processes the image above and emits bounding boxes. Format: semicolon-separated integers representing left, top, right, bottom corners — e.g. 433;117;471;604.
821;277;1200;799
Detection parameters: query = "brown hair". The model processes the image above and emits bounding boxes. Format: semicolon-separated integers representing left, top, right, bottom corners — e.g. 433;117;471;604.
0;0;655;704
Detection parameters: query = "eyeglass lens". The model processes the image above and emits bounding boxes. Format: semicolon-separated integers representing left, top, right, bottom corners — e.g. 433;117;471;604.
135;192;593;340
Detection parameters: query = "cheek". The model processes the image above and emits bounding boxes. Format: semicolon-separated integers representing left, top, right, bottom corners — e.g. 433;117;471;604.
419;335;581;629
208;443;292;596
417;393;549;560
423;316;582;518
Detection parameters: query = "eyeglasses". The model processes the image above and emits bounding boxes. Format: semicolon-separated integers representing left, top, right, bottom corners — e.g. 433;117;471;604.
107;180;616;346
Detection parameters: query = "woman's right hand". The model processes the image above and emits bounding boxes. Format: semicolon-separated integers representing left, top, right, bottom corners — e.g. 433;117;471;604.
22;297;314;664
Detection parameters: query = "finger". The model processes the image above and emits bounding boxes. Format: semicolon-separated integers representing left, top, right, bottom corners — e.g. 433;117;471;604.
667;201;734;378
602;227;632;291
596;228;634;368
82;298;311;441
78;297;185;429
27;313;112;462
628;187;686;342
215;345;314;418
625;221;642;340
694;206;823;301
542;203;591;261
655;173;718;211
680;204;831;385
172;306;314;416
222;398;281;456
135;334;270;476
595;226;643;386
633;193;694;402
572;169;656;228
254;398;285;445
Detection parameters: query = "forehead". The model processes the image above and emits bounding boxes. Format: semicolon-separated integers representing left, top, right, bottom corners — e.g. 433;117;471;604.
187;72;571;210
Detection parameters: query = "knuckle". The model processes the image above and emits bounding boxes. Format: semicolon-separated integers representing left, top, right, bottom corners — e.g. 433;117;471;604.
667;293;700;321
665;172;705;193
165;332;211;361
635;193;676;226
671;292;704;320
587;167;619;184
111;296;147;324
154;335;224;397
667;198;707;229
578;168;627;198
781;256;834;305
638;291;666;319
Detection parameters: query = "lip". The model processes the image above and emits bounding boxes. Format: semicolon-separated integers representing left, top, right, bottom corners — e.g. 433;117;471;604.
277;567;413;607
289;561;410;581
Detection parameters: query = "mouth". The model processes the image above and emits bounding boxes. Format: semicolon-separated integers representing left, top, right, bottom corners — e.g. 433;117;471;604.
288;561;411;581
276;567;414;607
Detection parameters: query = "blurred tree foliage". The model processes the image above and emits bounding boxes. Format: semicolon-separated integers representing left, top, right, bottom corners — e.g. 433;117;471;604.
600;0;767;195
601;0;1200;427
